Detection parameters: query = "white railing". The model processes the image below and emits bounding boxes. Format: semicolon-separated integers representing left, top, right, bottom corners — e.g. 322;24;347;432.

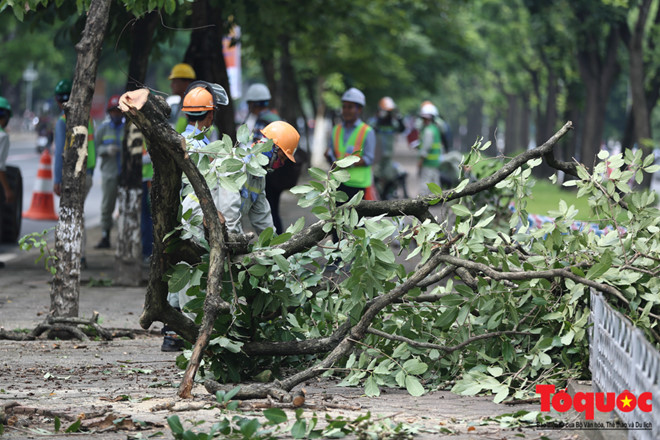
589;290;659;440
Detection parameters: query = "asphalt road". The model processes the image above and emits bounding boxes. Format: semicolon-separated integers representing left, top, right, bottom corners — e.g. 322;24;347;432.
0;131;103;261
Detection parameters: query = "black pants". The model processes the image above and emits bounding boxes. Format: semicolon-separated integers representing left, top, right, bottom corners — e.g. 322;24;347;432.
265;186;284;235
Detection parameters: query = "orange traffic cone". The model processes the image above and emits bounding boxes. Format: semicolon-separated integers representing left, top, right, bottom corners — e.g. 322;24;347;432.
23;148;59;221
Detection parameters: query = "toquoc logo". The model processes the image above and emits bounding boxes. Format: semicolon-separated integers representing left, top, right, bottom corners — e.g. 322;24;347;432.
536;385;653;420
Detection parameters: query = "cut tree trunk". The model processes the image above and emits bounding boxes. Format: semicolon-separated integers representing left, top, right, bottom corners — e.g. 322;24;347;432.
51;0;111;317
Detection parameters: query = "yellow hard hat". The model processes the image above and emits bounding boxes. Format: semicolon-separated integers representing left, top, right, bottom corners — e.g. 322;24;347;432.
261;121;300;163
168;63;196;80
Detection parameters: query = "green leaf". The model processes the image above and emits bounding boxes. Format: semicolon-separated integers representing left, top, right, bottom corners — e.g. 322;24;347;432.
451;204;471;217
332;169;351;183
54;416;61;433
239;418;260;438
335;155;360;168
454;178;470;193
436;306;459;330
167;416;184;435
364;375;380;397
224;385;241;402
168;263;191;293
65;419;82;433
405;375;425;396
308;167;327;181
273;254;290;272
291;419;307;438
585;251;613;280
403;358;428;375
248;265;268;277
237;124;250;145
264;408;288;424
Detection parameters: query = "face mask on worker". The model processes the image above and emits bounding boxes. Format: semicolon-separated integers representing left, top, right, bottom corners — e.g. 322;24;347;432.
110;114;124;126
257;140;286;171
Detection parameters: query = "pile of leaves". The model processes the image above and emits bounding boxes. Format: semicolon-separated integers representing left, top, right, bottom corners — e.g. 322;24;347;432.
163;121;659;404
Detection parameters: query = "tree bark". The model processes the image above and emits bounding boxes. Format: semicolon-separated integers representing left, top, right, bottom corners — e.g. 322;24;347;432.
575;23;621;168
278;35;300;125
628;0;652;148
185;0;236;142
50;0;111;317
115;122;143;286
465;98;484;153
115;11;159;286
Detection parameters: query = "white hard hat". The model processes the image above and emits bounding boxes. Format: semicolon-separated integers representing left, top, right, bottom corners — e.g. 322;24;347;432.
166;95;181;107
245;83;271;102
420;103;439;118
341;87;366;106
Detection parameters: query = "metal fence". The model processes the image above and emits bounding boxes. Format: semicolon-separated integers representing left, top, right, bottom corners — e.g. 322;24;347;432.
589;290;660;440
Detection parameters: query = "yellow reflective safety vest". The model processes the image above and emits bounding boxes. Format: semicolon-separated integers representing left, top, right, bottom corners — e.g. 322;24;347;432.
332;122;373;188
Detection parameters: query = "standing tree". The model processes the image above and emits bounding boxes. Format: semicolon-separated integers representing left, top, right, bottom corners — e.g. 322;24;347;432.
115;11;160;286
49;0;111;317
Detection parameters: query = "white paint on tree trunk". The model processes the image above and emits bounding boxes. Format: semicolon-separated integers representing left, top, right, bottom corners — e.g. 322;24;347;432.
311;115;328;168
116;187;142;258
115;186;143;286
51;206;83;317
72;125;89;174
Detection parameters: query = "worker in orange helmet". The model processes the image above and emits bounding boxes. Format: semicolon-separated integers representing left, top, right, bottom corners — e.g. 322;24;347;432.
216;121;300;234
216;120;301;235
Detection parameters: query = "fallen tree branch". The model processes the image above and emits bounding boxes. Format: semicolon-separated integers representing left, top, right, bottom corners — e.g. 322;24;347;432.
366;327;534;355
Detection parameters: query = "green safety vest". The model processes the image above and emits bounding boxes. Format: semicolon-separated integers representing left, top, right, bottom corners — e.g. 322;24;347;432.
421;124;442;168
61;114;96;170
332;122;373;188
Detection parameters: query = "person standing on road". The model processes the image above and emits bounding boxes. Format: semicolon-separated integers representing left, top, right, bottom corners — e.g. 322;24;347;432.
369;96;405;200
244;83;303;234
168;63;196;133
325;87;376;201
417;102;443;196
52;79;96;268
94;95;124;249
0;97;15;206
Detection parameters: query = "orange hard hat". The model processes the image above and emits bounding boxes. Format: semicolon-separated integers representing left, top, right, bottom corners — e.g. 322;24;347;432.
261;121;300;163
378;96;396;111
181;87;214;115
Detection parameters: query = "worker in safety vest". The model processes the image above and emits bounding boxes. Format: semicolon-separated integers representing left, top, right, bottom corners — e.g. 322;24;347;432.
216;120;300;235
369;96;405;200
417;102;443;196
52;79;96;268
163;81;229;352
168;63;196;133
94;95;124;249
325;87;376;201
